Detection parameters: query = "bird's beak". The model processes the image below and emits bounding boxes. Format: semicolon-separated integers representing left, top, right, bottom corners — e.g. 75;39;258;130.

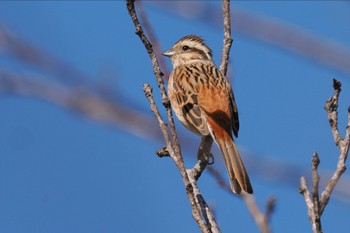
162;49;175;57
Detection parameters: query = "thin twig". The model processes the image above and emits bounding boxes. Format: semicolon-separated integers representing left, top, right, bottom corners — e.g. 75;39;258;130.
311;153;322;232
324;79;342;146
319;79;349;214
143;84;170;149
299;177;318;233
220;0;233;76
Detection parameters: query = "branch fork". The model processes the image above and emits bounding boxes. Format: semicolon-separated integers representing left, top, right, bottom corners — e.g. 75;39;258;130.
300;78;350;233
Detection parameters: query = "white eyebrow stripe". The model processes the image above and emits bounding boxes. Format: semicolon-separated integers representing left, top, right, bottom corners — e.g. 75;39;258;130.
182;41;207;52
179;40;213;61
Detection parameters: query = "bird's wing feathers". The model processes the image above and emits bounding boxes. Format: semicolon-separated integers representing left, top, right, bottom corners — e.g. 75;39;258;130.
229;88;239;137
170;72;210;136
181;94;210;135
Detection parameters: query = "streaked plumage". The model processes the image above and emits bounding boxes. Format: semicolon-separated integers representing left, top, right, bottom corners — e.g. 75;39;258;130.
163;35;253;194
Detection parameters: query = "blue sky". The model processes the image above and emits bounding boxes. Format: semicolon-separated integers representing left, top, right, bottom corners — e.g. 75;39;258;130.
0;1;349;233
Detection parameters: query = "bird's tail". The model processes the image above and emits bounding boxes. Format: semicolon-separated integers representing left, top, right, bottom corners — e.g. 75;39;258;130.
216;133;253;194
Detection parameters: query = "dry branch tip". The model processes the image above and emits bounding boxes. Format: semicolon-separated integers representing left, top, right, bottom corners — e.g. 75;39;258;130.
299;176;308;194
156;146;170;158
332;78;341;92
312;152;320;169
265;196;276;220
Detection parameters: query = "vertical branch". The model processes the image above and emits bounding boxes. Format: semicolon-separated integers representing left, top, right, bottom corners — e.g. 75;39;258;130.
299;177;318;233
299;154;323;233
220;1;274;232
324;79;342;146
220;0;233;76
311;153;321;231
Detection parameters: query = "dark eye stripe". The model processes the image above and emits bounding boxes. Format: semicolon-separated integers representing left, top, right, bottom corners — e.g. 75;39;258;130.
190;48;208;59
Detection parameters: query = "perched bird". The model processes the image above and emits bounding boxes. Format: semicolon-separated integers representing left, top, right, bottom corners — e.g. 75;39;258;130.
163;35;253;194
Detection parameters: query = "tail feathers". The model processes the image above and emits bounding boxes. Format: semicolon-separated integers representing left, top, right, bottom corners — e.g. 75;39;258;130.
217;136;253;194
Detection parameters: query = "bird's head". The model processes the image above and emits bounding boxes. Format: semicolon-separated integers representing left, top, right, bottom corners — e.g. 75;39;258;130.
162;35;213;68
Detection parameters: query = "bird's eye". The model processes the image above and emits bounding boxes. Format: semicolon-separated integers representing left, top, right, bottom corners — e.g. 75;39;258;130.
182;45;190;51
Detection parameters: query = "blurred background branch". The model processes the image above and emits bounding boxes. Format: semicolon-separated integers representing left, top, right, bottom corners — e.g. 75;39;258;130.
148;2;350;77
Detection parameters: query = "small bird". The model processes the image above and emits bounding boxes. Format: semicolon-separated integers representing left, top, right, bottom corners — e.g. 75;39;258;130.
163;35;253;194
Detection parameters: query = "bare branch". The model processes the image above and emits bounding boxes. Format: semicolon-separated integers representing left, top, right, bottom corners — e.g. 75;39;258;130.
300;79;350;233
311;153;322;232
320;79;349;214
143;84;170;147
324;79;342;146
299;177;319;233
220;0;233;76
